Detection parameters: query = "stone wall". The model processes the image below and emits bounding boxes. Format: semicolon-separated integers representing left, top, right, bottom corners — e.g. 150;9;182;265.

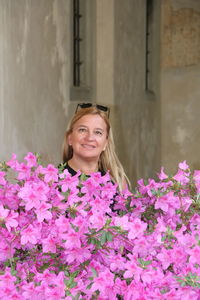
114;0;161;183
161;0;200;172
0;0;70;164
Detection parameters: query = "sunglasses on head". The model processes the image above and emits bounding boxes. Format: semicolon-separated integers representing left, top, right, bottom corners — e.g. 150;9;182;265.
75;103;110;118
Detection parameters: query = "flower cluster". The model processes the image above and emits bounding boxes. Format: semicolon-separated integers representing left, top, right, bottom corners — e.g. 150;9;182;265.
0;153;200;299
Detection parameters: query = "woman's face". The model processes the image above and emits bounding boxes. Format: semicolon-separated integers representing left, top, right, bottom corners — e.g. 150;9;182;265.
68;114;108;161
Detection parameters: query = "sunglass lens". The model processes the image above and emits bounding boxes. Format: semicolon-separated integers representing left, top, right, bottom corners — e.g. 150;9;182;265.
80;103;92;109
96;105;108;112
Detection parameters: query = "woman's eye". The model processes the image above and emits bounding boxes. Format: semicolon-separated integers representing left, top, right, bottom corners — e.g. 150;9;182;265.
78;128;87;133
95;130;103;136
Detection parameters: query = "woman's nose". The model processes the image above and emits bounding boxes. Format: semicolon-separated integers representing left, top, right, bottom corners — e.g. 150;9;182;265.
85;130;95;140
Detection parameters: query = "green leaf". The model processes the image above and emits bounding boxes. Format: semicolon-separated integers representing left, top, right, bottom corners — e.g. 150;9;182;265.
39;263;50;271
57;162;67;173
65;290;71;296
74;293;81;300
88;237;101;246
138;258;152;268
86;282;93;289
105;218;112;226
106;231;113;242
100;231;107;245
11;269;17;276
65;277;78;289
109;226;121;230
71;270;80;279
0;223;6;229
91;267;98;277
64;270;70;277
80;173;89;181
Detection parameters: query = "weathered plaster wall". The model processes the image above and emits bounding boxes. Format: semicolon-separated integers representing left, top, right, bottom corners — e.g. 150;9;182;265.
96;0;114;107
161;0;200;172
114;0;161;183
0;0;70;164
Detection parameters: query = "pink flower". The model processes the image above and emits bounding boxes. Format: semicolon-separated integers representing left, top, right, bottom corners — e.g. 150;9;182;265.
22;282;45;300
176;286;199;300
173;169;190;185
18;181;49;211
121;185;133;198
42;235;57;253
157;248;172;269
0;205;9;220
140;267;157;284
64;230;81;249
171;245;188;267
188;245;200;265
18;183;40;210
155;192;179;213
0;268;16;286
125;281;146;300
17;163;31;180
0;240;15;261
45;285;65;300
193;170;200;184
6;153;19;169
193;170;200;192
67;188;81;206
178;160;189;170
42;164;58;183
36;269;55;285
90;269;114;294
137;178;159;197
155;217;167;233
65;247;91;263
2;153;200;298
21;224;39;245
24;152;37;168
114;215;130;230
5;211;19;232
133;237;151;256
0;171;7;186
89;213;106;229
124;257;142;281
157;167;168;180
59;169;80;192
55;215;70;233
128;218;147;240
110;254;126;271
35;202;52;223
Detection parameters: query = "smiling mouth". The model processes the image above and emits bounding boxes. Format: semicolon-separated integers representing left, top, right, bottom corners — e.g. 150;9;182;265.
82;144;95;149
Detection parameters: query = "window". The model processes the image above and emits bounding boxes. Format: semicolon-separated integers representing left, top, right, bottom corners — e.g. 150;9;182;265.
70;0;95;101
145;0;154;92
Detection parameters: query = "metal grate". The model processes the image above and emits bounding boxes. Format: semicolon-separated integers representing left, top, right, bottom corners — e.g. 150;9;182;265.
73;0;83;86
145;0;153;91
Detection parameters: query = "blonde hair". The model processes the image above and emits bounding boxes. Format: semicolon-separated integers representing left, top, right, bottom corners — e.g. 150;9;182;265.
62;106;130;191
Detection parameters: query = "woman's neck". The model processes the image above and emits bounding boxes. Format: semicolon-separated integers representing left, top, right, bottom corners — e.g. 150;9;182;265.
68;157;99;175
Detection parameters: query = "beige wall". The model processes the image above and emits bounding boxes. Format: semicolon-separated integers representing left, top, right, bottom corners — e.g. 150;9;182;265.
113;0;161;183
161;0;200;173
0;0;71;165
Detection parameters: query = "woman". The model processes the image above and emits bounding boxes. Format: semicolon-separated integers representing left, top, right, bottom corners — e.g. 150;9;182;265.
62;103;129;191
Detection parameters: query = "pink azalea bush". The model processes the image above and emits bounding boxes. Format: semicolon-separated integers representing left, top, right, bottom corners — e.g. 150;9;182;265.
0;153;200;299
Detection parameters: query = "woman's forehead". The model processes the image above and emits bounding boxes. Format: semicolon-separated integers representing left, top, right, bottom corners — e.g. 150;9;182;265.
75;114;107;128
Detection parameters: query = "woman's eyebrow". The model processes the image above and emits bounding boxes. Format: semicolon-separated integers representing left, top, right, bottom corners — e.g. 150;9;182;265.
76;125;104;131
77;125;87;128
94;128;104;132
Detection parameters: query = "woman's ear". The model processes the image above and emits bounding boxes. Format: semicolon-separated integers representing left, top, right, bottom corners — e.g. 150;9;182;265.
67;134;72;146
